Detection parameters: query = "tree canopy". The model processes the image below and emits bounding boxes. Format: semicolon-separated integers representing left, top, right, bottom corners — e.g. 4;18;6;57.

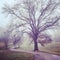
3;0;60;51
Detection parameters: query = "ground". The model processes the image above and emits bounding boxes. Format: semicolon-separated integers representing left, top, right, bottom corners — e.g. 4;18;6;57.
0;42;60;60
0;50;33;60
0;49;60;60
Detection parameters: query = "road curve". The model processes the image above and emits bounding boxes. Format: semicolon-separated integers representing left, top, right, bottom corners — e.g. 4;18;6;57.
10;49;60;60
34;52;60;60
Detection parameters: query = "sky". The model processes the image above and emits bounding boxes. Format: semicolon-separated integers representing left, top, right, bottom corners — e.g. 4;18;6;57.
0;0;59;27
0;0;60;28
0;0;15;28
0;0;60;39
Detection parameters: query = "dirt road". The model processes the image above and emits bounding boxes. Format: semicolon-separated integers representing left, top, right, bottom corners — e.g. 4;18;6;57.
10;49;60;60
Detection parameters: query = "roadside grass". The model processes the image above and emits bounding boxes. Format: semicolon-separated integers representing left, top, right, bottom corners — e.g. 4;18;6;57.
0;42;60;60
39;42;60;55
0;50;34;60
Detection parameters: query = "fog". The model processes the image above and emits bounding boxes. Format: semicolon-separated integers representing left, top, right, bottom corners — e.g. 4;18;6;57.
0;0;60;47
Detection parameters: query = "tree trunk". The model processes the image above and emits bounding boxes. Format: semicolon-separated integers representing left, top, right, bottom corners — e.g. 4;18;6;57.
5;41;8;49
34;40;38;51
33;36;38;51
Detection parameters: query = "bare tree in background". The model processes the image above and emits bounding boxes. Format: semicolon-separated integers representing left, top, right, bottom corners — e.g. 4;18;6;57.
38;34;52;46
3;0;60;51
4;22;24;49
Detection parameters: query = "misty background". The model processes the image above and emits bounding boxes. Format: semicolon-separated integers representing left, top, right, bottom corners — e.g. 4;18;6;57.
0;0;60;50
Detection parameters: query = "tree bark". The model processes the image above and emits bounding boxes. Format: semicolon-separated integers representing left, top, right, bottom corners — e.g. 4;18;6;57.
33;35;39;51
5;40;8;49
34;40;38;51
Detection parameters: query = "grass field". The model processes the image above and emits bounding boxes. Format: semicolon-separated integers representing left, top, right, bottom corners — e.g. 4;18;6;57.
0;50;33;60
0;42;60;60
39;42;60;55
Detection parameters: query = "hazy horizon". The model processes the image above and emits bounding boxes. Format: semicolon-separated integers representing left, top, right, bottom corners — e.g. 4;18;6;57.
0;0;60;42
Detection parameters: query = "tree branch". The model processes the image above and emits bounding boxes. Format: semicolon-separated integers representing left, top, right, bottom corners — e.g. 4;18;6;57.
39;16;60;32
3;5;29;22
37;0;60;27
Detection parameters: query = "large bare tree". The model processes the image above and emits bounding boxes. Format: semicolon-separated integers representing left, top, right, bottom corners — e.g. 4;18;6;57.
3;0;60;51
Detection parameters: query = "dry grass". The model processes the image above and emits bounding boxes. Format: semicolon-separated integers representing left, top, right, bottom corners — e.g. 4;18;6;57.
0;42;60;60
39;42;60;55
0;50;33;60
